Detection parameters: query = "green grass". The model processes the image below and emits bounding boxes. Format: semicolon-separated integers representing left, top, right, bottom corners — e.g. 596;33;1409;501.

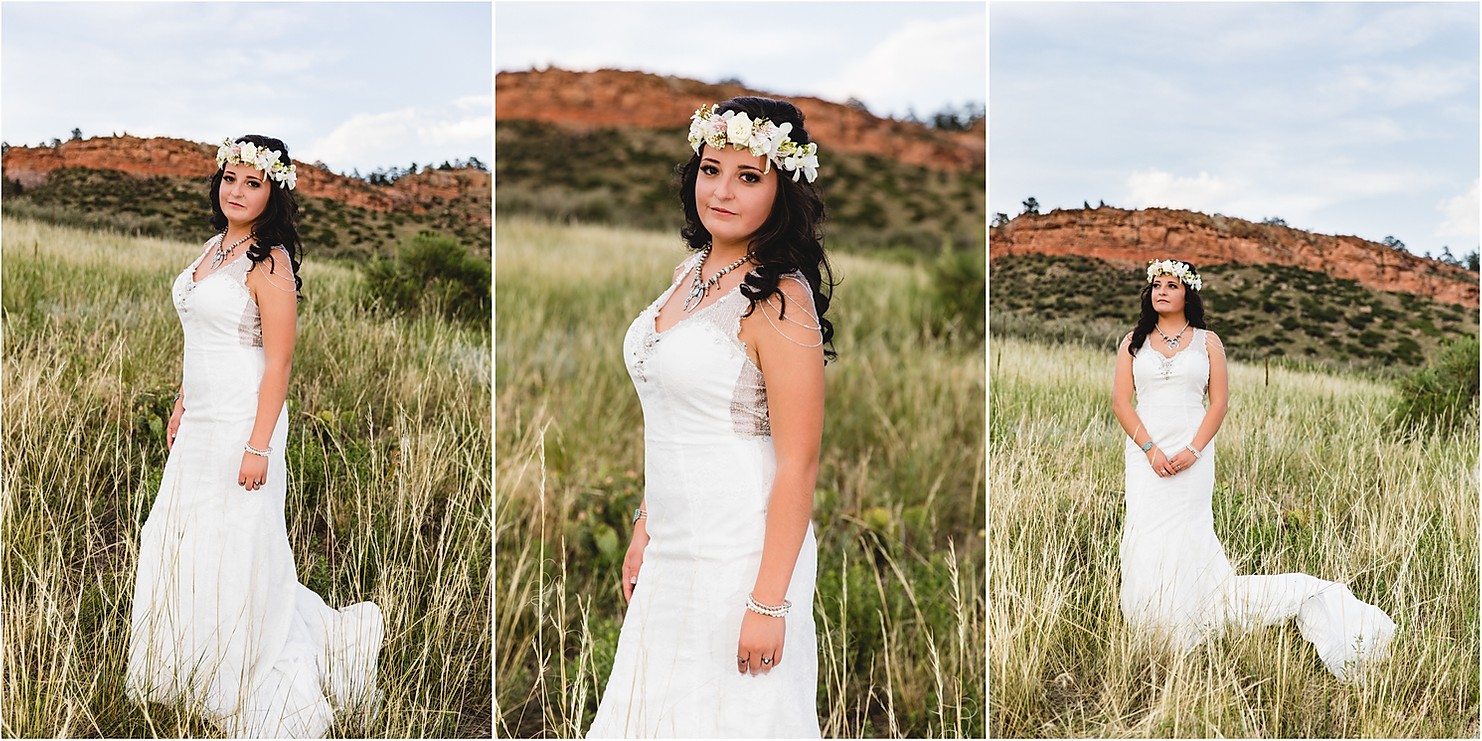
1;217;492;737
494;217;986;737
989;334;1479;737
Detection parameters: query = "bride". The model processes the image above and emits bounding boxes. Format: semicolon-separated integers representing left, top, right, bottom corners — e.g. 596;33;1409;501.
587;97;833;738
1112;259;1396;681
125;135;384;737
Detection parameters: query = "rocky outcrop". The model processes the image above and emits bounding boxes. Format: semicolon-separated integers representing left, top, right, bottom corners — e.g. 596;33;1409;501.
495;68;984;173
2;135;491;225
991;207;1478;307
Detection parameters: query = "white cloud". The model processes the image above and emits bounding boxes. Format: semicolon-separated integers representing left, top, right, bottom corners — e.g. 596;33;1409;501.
1349;3;1477;52
307;98;491;172
1125;170;1235;211
1437;180;1480;239
817;12;985;115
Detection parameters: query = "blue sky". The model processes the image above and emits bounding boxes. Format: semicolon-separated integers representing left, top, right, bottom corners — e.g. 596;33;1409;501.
990;2;1479;258
1;2;492;175
495;1;986;122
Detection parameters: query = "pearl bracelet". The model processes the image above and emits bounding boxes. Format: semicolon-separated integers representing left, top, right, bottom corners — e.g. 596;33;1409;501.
746;593;792;618
632;508;647;525
244;443;271;457
1186;444;1202;459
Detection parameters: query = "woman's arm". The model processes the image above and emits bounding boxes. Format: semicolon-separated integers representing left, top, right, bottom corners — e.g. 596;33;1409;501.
622;498;649;603
238;250;298;491
736;277;825;675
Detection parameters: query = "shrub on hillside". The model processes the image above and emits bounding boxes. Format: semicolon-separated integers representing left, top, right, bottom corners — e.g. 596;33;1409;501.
364;231;490;323
927;246;985;342
1392;337;1479;436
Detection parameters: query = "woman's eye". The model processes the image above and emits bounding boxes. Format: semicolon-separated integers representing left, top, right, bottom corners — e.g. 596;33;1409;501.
248;181;260;188
740;172;760;183
700;165;719;176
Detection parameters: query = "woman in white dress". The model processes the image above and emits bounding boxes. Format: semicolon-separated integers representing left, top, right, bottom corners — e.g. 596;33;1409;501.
1112;259;1396;681
587;97;833;738
126;135;384;737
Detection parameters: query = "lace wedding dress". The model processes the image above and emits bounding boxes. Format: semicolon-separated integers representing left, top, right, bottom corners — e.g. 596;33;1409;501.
587;254;821;738
125;235;384;738
1120;328;1396;680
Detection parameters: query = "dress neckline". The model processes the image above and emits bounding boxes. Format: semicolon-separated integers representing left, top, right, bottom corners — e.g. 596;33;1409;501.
189;251;251;286
653;282;741;336
1146;327;1202;361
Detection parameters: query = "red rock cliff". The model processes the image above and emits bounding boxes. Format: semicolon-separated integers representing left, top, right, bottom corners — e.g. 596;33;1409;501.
991;207;1479;308
495;68;985;173
2;135;491;225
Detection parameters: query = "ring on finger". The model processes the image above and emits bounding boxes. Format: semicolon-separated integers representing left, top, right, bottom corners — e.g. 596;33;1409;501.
761;656;772;665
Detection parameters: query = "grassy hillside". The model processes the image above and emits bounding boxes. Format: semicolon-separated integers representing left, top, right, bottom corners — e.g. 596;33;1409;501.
1;217;492;737
990;335;1477;737
2;166;490;260
990;253;1477;376
494;218;985;737
494;119;985;257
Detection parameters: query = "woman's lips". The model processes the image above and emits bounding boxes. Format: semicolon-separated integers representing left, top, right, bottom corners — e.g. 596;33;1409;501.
710;207;735;216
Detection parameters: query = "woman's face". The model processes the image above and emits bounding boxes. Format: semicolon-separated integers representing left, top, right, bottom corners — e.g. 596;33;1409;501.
695;144;778;251
219;162;271;228
1150;273;1187;317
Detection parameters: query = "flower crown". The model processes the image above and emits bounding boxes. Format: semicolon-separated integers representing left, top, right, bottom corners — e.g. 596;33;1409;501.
215;138;298;190
1147;259;1203;291
687;104;820;183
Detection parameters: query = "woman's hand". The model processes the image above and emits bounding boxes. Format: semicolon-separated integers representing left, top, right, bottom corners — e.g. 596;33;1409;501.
1166;448;1197;475
1146;446;1176;477
737;610;785;675
622;527;650;603
238;452;268;491
167;398;184;450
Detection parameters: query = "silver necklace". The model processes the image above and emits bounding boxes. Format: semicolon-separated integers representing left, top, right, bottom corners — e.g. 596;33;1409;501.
681;246;750;312
1155;321;1191;350
211;230;255;270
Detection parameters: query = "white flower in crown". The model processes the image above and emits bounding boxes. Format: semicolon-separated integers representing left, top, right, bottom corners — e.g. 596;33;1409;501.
686;104;822;182
726;112;754;148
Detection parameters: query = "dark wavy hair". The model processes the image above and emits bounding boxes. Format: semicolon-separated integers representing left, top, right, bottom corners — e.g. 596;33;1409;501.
678;96;836;363
1127;260;1206;355
208;134;303;293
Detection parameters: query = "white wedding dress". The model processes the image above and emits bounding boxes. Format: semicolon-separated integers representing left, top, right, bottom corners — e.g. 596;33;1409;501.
587;254;821;738
1120;328;1396;681
126;235;385;737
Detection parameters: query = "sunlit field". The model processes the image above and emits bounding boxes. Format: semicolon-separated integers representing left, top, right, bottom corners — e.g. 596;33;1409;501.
1;217;492;737
989;334;1478;737
495;217;986;737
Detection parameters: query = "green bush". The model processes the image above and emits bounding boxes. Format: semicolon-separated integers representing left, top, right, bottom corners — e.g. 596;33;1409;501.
927;246;985;343
363;231;490;323
1392;338;1480;436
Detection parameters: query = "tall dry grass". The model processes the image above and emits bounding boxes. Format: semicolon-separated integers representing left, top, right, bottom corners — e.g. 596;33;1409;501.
989;334;1478;737
1;217;492;737
494;217;986;737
